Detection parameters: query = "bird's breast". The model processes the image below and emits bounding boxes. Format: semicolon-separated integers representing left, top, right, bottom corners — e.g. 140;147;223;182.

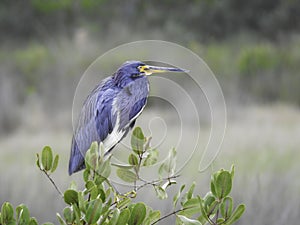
113;77;149;127
127;77;149;98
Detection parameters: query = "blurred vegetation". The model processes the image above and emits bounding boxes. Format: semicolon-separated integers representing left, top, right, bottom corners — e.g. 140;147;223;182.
1;0;300;41
0;0;300;132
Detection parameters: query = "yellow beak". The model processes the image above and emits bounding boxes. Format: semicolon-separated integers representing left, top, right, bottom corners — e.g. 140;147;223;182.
139;65;189;76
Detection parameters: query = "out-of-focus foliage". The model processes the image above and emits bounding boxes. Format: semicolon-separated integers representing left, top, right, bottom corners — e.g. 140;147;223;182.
238;45;279;76
0;0;299;41
14;43;51;94
0;0;300;133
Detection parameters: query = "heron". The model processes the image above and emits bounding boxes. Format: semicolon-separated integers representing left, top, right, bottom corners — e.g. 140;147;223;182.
69;61;187;175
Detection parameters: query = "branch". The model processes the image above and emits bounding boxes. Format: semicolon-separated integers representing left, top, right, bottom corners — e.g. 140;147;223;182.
151;208;185;225
40;169;63;197
136;175;180;191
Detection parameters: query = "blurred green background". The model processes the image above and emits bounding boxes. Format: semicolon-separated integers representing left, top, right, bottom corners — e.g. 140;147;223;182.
0;0;299;224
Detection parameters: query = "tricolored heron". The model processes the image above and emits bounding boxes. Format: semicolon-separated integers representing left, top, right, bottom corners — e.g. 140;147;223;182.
69;61;187;175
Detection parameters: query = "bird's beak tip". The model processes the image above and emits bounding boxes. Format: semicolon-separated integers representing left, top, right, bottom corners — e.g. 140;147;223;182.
177;68;190;73
147;65;189;75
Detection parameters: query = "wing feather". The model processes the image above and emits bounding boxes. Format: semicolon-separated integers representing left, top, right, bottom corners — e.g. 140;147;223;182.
69;78;117;174
69;76;149;175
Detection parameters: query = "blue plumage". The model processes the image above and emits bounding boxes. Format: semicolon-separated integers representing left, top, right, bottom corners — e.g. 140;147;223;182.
69;60;187;175
69;61;149;174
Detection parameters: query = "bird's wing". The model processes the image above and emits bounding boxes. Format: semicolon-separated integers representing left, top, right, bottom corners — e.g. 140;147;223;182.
69;78;117;174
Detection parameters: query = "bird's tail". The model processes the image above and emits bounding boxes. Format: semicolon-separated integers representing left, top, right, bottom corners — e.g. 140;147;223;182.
69;136;86;175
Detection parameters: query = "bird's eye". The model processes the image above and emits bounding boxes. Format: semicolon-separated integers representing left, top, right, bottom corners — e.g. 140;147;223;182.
137;65;149;72
137;65;145;71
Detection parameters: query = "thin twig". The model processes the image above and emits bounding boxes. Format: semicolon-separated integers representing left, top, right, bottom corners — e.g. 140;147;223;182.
151;207;196;225
151;209;184;225
208;216;217;225
215;207;220;224
136;174;180;191
41;169;63;197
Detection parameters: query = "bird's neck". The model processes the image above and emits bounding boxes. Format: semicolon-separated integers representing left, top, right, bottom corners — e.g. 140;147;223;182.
113;73;143;88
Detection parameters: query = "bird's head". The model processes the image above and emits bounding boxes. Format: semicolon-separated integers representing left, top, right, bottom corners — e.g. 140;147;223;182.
113;60;188;87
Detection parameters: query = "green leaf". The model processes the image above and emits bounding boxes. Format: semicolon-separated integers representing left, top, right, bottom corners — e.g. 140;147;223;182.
97;158;111;178
36;153;41;169
143;149;159;166
95;175;105;187
181;183;196;207
16;204;30;225
78;192;86;214
42;223;54;225
83;169;90;182
50;155;59;173
144;136;152;151
197;214;207;225
131;127;145;154
116;208;130;225
63;207;73;224
89;141;99;155
159;148;176;176
101;198;112;219
41;146;53;171
128;203;146;225
16;204;25;219
145;210;160;224
69;181;77;190
187;182;196;200
173;184;185;208
128;154;139;166
210;172;218;197
220;196;233;219
198;196;210;222
85;199;102;224
154;186;168;200
29;218;38;225
177;215;201;225
105;188;112;201
97;187;106;203
85;180;101;200
206;200;219;216
108;208;120;225
215;171;232;199
86;152;98;172
85;180;96;193
116;168;137;183
63;189;78;205
56;213;67;225
1;202;15;224
230;165;235;180
203;192;216;210
116;197;131;209
111;163;135;169
99;142;105;158
217;218;225;223
181;198;201;217
85;142;99;171
224;204;245;225
72;204;81;225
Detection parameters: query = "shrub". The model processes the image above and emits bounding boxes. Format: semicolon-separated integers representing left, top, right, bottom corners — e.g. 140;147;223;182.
14;43;51;94
0;127;245;225
237;44;279;77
